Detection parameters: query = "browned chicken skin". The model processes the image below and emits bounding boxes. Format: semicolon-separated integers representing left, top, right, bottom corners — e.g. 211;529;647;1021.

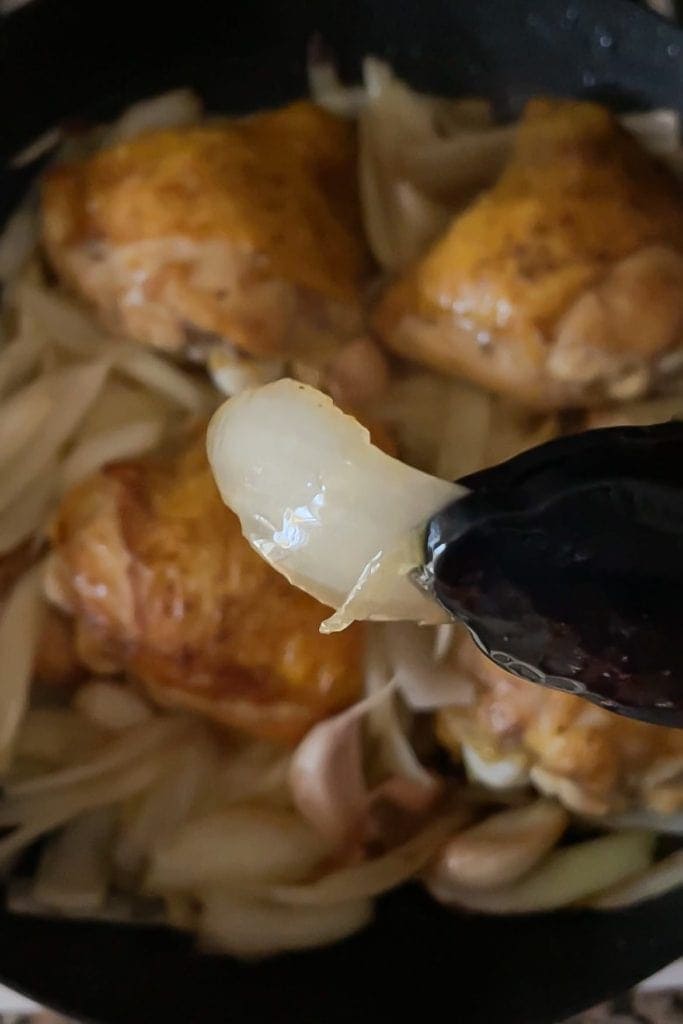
42;102;370;360
437;639;683;816
46;431;363;744
375;99;683;409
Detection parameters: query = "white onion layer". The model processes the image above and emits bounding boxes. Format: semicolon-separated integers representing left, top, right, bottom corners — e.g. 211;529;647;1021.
208;380;462;626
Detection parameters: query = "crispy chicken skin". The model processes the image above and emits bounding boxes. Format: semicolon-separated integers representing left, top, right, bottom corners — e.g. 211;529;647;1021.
437;639;683;816
46;432;363;744
375;99;683;409
42;102;370;359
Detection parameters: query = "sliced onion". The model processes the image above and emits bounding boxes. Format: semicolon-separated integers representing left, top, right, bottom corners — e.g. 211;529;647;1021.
364;629;440;793
10;126;63;169
399;125;515;201
428;800;569;890
0;360;110;515
60;419;164;491
18;284;113;355
13;708;106;767
273;809;469;905
72;681;154;732
0;469;56;555
207;380;461;625
103;89;203;146
77;378;170;440
620;109;680;157
0;375;53;469
4;715;191;800
433;623;456;662
587;850;683;909
208;349;284;397
33;807;115;912
0;333;46;398
0;753;168;870
146;807;331;892
114;732;220;876
384;622;474;710
199;890;372;959
7;881;166;926
215;741;291;805
590;808;683;837
428;831;655;914
0;565;46;771
115;348;212;413
0;204;38;284
307;49;366;118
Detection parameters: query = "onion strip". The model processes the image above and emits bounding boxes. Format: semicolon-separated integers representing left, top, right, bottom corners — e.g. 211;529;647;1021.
0;376;53;470
0;333;46;398
0;565;46;771
114;348;211;413
587;850;683;909
3;716;192;802
0;360;110;515
60;419;165;491
0;469;56;554
0;753;170;870
199;891;372;958
273;810;470;905
33;807;116;912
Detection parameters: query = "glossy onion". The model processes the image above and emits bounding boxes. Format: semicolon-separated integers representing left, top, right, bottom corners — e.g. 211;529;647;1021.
207;379;462;629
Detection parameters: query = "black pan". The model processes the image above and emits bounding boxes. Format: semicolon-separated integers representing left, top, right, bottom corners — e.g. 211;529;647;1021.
2;1;683;1021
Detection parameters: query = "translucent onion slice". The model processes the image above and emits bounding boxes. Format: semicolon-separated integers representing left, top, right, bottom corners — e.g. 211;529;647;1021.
383;621;474;710
73;681;154;732
18;284;111;355
114;732;220;876
199;890;372;959
32;807;115;913
621;109;680;157
0;469;56;555
0;360;110;515
272;809;470;905
215;741;291;806
103;89;203;146
13;708;106;767
0;376;53;470
4;716;190;801
0;753;168;870
598;808;683;836
60;419;165;491
7;881;165;926
146;807;331;892
0;565;46;771
115;348;212;413
208;380;462;627
587;849;683;909
364;629;440;793
0;204;38;283
0;333;45;399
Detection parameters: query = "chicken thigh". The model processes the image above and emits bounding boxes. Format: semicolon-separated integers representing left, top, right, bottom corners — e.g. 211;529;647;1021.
42;102;370;362
437;638;683;816
375;99;683;408
46;430;363;744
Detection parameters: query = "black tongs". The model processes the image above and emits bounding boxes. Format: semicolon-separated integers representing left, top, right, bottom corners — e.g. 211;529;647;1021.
420;421;683;727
